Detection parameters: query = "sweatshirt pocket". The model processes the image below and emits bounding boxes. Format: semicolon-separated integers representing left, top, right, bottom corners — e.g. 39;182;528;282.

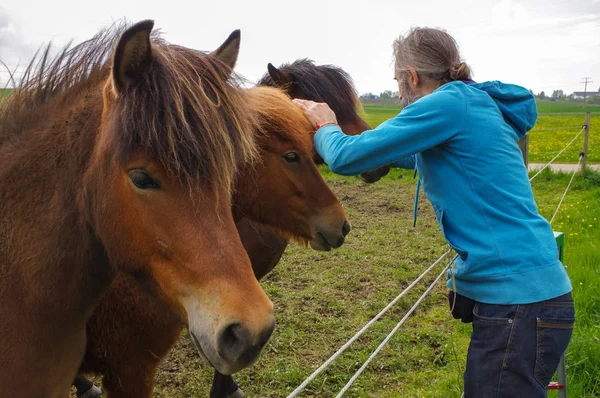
432;205;468;260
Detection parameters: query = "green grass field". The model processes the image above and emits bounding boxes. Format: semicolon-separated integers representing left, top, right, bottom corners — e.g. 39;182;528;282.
70;167;598;398
535;101;600;114
361;102;599;164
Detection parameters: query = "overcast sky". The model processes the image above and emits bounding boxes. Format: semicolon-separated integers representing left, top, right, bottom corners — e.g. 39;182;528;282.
1;0;598;95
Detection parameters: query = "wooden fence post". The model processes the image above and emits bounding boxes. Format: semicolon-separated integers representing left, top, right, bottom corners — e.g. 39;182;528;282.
581;112;590;176
518;135;529;167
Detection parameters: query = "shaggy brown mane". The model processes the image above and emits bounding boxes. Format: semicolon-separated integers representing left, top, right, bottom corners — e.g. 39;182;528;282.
0;26;122;145
0;22;258;195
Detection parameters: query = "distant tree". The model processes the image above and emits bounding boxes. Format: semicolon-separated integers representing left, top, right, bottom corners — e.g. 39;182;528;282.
360;92;379;99
529;89;534;95
538;91;546;100
380;90;394;99
551;90;564;100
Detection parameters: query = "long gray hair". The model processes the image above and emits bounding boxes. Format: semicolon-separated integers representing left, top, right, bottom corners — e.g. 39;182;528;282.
393;27;471;84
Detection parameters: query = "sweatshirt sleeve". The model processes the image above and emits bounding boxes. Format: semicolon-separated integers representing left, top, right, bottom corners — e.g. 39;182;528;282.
390;155;416;169
313;87;466;176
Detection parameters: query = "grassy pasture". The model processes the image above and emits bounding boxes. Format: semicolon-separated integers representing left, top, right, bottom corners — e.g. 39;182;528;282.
535;101;600;114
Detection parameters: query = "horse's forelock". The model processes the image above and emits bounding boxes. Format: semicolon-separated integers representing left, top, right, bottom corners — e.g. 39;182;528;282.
110;43;257;198
245;86;313;154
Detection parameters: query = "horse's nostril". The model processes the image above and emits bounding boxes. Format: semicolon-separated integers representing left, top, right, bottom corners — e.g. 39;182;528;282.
342;220;352;237
217;323;249;362
217;320;275;364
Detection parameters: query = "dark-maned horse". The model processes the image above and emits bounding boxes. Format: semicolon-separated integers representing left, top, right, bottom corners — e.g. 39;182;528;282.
0;20;276;397
72;38;351;398
261;59;391;183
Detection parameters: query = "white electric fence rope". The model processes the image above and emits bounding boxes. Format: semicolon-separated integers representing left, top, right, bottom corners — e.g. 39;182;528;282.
549;154;584;225
529;127;585;182
285;249;451;398
335;259;453;397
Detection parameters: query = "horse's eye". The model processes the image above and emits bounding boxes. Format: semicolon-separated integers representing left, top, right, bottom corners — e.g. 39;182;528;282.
283;152;300;163
129;170;160;190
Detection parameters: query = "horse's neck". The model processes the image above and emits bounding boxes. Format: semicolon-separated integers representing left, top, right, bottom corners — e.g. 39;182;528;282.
340;117;371;136
0;85;110;307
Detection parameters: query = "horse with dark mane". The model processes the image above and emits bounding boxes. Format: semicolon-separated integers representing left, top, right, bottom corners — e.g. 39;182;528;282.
262;60;367;132
0;20;276;397
260;58;391;183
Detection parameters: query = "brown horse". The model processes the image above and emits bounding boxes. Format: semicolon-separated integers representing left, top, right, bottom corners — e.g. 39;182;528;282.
261;59;391;183
73;38;351;397
0;20;276;397
236;59;390;286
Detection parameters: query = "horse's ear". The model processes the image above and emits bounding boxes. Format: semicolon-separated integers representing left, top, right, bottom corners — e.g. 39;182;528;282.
211;30;241;69
111;20;154;95
267;63;292;86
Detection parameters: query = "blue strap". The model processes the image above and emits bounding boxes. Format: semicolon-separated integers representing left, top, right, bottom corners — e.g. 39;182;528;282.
413;169;420;227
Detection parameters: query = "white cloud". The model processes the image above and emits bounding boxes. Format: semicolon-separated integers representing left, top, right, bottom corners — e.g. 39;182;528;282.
0;6;37;85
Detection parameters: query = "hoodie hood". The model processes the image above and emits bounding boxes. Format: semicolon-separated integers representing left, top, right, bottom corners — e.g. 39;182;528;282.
470;81;538;138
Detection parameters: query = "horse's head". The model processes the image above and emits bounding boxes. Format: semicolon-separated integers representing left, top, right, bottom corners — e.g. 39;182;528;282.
260;60;390;183
83;21;273;375
261;60;372;137
234;86;350;251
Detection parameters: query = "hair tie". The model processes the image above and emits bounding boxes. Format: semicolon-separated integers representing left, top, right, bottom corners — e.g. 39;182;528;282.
449;63;463;80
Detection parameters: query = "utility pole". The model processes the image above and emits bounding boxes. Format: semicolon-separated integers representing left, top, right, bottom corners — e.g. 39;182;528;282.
580;77;593;105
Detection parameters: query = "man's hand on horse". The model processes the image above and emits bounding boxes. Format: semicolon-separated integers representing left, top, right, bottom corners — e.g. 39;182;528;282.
293;99;338;130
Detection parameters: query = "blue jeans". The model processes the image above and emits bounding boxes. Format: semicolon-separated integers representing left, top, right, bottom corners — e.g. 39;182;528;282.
464;292;574;397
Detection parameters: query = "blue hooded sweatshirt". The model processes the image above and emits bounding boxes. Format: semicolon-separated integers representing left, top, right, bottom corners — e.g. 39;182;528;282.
314;81;572;304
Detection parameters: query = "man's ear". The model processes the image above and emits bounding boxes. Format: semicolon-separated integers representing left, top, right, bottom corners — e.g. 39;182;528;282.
408;68;420;88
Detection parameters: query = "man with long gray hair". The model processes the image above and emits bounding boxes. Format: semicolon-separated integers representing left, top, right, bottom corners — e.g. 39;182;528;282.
294;27;574;397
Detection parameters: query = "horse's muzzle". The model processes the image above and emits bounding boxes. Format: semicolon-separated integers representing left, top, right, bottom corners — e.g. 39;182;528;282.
311;219;351;251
